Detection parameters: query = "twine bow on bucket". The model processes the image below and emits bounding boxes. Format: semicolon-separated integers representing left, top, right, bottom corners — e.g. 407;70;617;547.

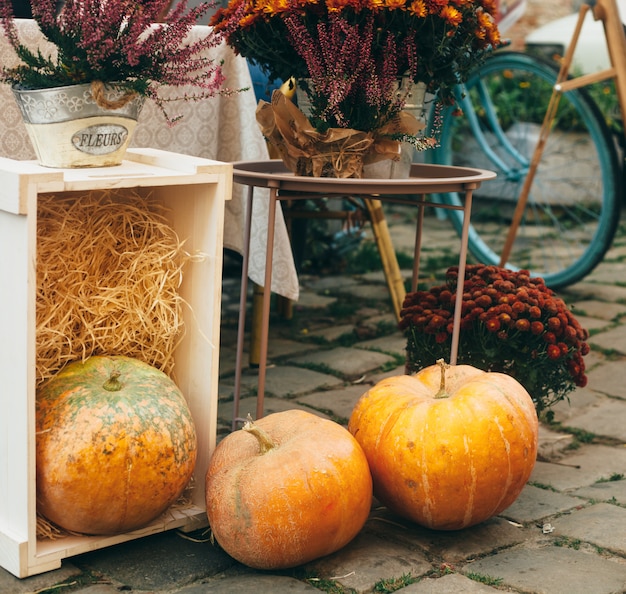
90;80;138;111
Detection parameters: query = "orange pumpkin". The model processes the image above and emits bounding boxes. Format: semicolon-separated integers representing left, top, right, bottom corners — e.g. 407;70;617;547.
205;409;372;569
348;361;538;530
36;355;197;535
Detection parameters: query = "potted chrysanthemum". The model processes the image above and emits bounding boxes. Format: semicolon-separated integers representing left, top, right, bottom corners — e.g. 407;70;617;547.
0;0;239;167
211;0;502;177
399;264;590;417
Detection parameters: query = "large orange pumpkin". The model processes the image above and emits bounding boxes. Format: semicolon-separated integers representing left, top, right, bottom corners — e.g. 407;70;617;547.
348;361;538;530
205;409;373;569
36;355;197;535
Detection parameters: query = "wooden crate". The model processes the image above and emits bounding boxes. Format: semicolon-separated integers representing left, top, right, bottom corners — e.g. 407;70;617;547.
0;148;232;578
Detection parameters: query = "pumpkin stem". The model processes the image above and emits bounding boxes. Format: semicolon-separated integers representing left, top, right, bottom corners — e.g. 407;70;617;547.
434;358;450;399
102;370;123;392
242;414;276;454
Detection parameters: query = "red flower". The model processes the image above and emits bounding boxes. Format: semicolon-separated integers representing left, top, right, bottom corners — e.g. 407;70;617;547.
547;317;561;332
400;264;589;415
485;317;500;332
547;344;562;360
543;332;556;344
530;321;544;335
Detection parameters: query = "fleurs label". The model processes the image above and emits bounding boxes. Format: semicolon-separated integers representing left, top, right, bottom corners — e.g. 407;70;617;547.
72;125;128;155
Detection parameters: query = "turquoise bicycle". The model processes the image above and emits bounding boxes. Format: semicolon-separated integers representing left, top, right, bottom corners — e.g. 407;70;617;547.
427;48;621;289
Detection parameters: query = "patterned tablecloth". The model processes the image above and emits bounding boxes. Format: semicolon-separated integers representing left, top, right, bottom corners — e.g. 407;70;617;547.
0;20;299;300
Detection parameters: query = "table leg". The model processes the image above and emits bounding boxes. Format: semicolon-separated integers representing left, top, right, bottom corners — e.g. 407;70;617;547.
412;200;425;293
232;185;255;430
255;185;279;420
450;188;474;366
363;198;406;321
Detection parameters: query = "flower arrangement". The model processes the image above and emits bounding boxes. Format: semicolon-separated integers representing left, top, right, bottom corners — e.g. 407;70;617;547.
0;0;238;124
211;0;502;135
399;264;590;416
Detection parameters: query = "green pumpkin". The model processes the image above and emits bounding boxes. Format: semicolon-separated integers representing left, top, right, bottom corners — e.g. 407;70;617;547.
36;355;197;535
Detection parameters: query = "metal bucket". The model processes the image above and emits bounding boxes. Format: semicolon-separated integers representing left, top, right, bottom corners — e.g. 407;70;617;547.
12;82;145;168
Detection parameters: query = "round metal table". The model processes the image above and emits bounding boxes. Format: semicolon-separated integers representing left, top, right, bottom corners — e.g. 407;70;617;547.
231;160;497;427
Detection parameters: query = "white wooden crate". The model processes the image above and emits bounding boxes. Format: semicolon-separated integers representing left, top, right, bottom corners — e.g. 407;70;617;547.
0;148;232;578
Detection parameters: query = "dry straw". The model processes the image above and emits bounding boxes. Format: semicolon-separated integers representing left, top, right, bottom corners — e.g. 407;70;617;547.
36;189;192;385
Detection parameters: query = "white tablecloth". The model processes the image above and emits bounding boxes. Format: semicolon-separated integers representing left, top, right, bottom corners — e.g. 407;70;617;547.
0;20;299;300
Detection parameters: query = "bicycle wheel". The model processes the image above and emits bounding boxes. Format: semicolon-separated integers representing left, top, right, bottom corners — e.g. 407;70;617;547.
428;51;621;289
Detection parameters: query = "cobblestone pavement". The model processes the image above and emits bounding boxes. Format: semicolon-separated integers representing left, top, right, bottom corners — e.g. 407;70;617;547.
3;201;626;594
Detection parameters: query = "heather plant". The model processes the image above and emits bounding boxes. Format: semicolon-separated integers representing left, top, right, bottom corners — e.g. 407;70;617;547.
0;0;239;123
399;264;590;416
211;0;502;110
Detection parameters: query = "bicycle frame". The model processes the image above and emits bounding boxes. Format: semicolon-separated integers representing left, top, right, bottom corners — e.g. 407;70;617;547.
499;0;626;266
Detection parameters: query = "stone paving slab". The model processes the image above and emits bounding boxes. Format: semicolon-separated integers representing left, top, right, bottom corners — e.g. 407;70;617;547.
537;425;575;460
219;338;323;377
70;586;119;594
554;502;626;555
499;485;582;524
573;479;626;504
364;511;528;564
353;313;399;341
571;300;626;321
302;275;362;291
585;262;626;284
219;365;344;399
307;532;432;594
573;314;612;332
218;395;330;427
565;281;626;303
0;564;80;594
306;323;357;342
294;290;338;309
589;327;626;357
530;445;626;491
295;384;369;423
335;283;394;302
464;545;626;594
75;531;237;591
563;397;626;441
264;337;325;360
402;573;504;593
356;333;407;357
369;364;409;384
288;346;397;380
550;387;607;423
586;359;626;397
179;574;320;593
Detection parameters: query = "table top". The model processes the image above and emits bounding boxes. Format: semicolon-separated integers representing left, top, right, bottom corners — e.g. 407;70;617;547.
233;160;497;197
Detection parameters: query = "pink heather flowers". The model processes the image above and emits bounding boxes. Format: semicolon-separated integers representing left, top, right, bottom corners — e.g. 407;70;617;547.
282;11;403;133
0;0;240;124
399;264;590;417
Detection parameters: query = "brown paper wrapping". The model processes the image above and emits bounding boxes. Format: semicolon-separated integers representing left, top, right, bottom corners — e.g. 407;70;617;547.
256;90;425;178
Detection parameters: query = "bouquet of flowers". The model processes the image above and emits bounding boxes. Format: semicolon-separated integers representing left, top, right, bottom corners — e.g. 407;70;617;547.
211;0;502;135
399;264;590;416
0;0;239;124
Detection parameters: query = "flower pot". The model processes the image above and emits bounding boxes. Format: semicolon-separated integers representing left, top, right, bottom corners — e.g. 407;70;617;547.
12;82;145;168
296;78;428;179
363;79;428;179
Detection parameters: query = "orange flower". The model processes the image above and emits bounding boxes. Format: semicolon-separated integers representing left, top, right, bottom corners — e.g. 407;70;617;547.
408;0;427;16
440;5;462;26
385;0;407;9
